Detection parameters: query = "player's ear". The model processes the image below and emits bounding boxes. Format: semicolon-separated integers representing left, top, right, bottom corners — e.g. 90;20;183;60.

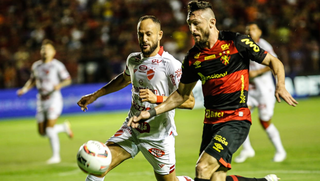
209;18;216;29
158;30;163;40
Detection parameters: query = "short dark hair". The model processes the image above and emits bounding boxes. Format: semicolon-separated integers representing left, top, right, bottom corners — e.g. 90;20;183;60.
247;21;268;35
188;0;213;13
42;39;54;47
138;15;161;26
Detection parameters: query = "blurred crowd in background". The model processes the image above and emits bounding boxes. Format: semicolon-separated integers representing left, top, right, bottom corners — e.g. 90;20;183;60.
0;0;319;89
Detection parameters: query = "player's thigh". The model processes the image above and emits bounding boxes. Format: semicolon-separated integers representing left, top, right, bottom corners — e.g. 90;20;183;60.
139;134;176;176
46;97;63;123
195;151;221;179
37;122;46;135
105;123;140;172
105;142;131;171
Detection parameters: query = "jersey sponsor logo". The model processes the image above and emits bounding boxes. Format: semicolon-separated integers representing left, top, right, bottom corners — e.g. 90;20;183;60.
152;59;162;64
204;54;216;61
221;43;231;51
194;52;201;59
212;143;223;152
158;164;165;168
147;69;155;80
139;65;148;72
214;135;229;146
135;122;150;133
241;39;260;52
148;148;165;158
193;61;201;68
205;110;224;118
239;75;246;103
198;71;228;84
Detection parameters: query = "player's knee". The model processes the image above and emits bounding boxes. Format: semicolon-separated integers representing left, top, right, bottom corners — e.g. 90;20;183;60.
259;118;271;129
195;161;211;175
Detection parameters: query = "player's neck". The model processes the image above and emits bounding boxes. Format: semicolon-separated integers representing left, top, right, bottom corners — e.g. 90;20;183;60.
43;58;54;63
200;30;219;49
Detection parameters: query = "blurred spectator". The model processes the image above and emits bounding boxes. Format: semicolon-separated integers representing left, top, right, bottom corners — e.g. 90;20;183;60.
0;0;319;89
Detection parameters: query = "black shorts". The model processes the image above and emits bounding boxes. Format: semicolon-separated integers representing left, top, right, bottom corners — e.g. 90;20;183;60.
199;120;251;169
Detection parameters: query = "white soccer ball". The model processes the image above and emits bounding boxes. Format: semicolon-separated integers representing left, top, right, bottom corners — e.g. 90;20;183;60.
77;140;112;175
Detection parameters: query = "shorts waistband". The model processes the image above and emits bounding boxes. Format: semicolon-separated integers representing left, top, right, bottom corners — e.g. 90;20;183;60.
204;108;251;124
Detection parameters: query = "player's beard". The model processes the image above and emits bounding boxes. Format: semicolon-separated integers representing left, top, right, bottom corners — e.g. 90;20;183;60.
140;42;158;57
195;29;210;48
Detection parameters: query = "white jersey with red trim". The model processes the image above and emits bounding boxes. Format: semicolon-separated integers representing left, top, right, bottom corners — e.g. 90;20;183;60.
31;59;70;98
249;38;277;93
124;46;182;141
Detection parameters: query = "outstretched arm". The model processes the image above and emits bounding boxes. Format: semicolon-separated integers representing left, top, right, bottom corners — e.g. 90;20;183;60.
77;72;131;111
54;77;72;91
17;78;35;96
128;81;197;128
139;89;195;109
261;53;298;106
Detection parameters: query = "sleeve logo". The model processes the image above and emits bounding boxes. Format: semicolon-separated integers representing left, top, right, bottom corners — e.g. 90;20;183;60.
241;39;260;52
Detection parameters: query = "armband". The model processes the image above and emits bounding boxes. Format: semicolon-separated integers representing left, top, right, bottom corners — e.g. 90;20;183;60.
148;108;157;118
156;96;163;103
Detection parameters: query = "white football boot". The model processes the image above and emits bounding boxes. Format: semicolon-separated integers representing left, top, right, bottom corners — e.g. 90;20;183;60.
264;174;280;181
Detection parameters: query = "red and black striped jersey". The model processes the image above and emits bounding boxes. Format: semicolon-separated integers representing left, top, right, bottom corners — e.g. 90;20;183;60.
180;31;267;124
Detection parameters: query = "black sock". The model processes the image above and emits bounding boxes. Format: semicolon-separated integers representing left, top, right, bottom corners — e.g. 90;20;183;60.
194;178;210;181
226;175;267;181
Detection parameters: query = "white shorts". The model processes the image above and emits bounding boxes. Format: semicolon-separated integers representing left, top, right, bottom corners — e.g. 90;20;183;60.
247;86;275;121
107;123;176;175
36;92;63;123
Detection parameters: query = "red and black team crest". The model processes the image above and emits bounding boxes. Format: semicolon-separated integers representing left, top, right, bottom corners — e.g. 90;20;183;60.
220;53;230;65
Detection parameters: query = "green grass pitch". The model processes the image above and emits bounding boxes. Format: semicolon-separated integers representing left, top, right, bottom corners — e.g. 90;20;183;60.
0;97;320;181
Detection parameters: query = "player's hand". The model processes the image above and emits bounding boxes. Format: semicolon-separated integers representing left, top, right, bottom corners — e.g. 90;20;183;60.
127;111;151;128
54;84;61;91
17;88;26;96
139;89;157;103
249;70;260;78
275;84;298;107
77;93;97;112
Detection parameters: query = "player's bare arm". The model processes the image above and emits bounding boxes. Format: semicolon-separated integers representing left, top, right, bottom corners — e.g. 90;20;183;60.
261;53;298;106
17;77;36;96
139;89;195;109
128;81;197;128
54;77;72;91
249;67;270;78
77;72;131;112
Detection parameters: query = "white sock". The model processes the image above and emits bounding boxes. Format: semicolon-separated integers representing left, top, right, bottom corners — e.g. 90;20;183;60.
266;123;286;153
86;175;105;181
241;135;254;152
54;124;66;134
177;176;194;181
46;127;60;158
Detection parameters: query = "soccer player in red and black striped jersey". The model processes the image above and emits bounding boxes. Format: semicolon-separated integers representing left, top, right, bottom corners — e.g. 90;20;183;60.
129;1;298;181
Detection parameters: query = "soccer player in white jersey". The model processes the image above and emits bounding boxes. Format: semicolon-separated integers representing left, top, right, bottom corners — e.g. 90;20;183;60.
17;39;73;164
77;15;195;181
234;22;287;163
